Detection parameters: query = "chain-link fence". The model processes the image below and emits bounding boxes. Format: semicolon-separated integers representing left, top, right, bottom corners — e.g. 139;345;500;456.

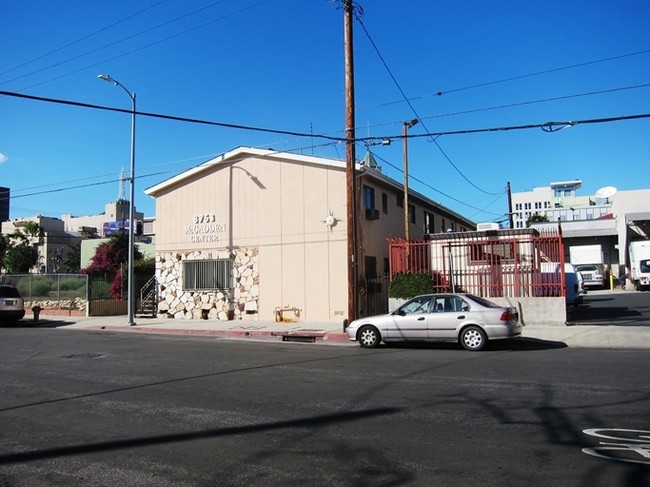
0;273;87;307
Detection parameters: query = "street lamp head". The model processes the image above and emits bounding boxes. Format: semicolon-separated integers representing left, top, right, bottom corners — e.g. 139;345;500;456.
97;74;116;84
405;118;419;129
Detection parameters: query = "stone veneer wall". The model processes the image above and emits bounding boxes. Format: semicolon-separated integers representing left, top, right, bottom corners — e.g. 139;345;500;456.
156;248;259;320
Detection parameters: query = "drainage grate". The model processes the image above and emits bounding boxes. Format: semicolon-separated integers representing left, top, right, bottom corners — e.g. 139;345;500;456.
282;335;316;343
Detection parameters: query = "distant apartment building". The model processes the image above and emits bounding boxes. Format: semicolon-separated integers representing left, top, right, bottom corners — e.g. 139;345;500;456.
1;215;82;273
144;147;476;323
511;180;650;279
62;200;146;239
2;196;154;273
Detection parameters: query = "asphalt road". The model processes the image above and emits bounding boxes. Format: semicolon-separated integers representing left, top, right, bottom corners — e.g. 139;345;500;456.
568;290;650;325
0;328;649;486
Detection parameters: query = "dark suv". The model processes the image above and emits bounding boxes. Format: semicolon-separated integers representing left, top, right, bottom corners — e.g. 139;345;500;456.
0;285;26;324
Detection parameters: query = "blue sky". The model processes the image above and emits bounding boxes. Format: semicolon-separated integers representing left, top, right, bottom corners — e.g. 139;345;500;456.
1;0;649;225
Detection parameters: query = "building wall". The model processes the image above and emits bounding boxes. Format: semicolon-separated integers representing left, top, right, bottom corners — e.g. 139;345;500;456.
611;189;650;266
148;149;477;323
357;171;474;279
151;155;349;322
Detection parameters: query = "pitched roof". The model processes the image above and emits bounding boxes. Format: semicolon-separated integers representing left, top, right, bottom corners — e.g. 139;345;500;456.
144;146;346;196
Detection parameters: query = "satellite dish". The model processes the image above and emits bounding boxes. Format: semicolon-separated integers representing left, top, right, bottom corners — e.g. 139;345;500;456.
595;186;617;200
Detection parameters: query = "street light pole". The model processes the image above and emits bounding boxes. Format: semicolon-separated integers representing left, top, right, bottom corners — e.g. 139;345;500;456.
98;74;137;326
402;118;419;243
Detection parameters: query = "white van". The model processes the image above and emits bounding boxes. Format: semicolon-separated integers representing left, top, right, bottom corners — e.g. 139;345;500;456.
540;262;584;305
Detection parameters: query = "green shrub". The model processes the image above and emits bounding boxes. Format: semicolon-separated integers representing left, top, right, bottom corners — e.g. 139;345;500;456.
59;277;86;291
389;272;434;299
17;277;53;298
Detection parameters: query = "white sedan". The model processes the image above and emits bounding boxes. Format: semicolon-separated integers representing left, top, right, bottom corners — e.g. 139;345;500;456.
346;293;522;351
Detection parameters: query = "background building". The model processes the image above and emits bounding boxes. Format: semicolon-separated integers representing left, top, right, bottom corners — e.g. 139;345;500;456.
512;180;650;280
62;199;145;239
1;216;82;273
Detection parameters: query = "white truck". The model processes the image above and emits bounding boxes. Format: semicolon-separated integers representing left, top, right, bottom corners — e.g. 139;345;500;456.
569;244;605;289
629;240;650;291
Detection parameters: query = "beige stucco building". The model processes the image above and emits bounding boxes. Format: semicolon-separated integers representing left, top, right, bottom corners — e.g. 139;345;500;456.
145;147;475;323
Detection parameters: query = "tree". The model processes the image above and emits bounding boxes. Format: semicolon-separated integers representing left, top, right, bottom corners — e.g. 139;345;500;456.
0;234;9;273
1;222;42;273
4;244;38;273
526;213;550;227
82;233;144;300
84;233;143;274
63;244;82;273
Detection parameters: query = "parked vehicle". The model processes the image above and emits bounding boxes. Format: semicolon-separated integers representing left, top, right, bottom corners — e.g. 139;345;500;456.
346;293;521;351
570;244;605;289
629;240;650;291
540;262;585;305
575;264;604;290
0;285;26;325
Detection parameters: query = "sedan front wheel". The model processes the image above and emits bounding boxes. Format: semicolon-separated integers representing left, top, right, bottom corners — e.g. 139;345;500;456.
460;325;487;351
358;325;381;348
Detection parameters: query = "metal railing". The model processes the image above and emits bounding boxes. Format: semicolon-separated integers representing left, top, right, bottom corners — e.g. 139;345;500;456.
388;230;565;299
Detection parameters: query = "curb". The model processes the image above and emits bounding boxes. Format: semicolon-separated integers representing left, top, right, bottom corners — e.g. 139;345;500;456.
87;325;351;344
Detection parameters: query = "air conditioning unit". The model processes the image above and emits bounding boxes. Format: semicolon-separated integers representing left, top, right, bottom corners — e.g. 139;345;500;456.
365;208;380;220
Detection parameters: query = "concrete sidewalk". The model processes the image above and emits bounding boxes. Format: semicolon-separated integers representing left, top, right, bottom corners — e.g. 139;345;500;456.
21;313;650;349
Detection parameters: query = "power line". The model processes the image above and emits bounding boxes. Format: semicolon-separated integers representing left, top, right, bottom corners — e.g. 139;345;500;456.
3;89;648;144
375;48;650;108
418;83;650;124
0;0;170;77
3;0;272;91
354;12;499;196
369;150;505;217
0;90;348;142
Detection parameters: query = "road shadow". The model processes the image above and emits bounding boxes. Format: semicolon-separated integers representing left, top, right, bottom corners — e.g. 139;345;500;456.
3;318;78;329
568;305;644;325
489;337;568;351
382;337;567;352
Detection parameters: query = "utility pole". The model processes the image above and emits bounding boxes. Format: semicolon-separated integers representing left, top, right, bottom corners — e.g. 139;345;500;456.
402;119;419;242
507;181;514;229
343;0;357;324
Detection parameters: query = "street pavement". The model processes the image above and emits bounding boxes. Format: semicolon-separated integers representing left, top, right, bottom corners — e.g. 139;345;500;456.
19;311;650;349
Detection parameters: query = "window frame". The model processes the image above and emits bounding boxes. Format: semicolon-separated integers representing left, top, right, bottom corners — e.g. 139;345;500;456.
182;259;233;291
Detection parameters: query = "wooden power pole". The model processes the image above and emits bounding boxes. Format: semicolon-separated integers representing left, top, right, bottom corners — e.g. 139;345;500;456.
344;0;357;324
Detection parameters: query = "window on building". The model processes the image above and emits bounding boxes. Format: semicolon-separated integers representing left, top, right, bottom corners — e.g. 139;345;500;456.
468;241;516;264
408;204;416;223
364;256;377;279
183;259;232;291
441;218;446;232
382;192;388;214
383;257;390;276
515;203;522;211
363;185;375;209
396;193;403;208
424;211;435;234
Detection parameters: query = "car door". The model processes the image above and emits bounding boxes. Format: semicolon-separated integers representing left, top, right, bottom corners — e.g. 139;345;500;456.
383;295;432;341
427;295;469;339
